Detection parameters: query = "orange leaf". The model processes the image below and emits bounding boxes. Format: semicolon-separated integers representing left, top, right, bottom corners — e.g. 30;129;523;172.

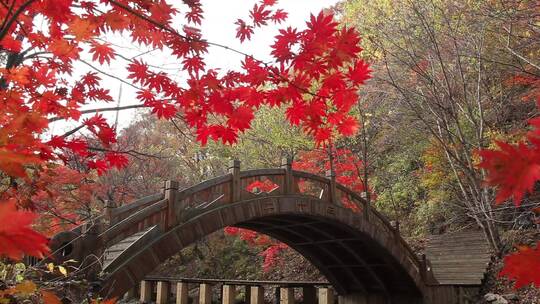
68;17;96;41
42;291;62;304
0;199;50;260
0;149;42;178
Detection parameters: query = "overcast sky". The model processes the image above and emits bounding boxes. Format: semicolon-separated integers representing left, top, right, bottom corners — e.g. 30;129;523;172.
49;0;341;136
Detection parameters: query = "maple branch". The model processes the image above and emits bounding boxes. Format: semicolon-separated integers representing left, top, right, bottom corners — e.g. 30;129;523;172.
78;59;142;90
106;0;323;99
87;146;169;160
0;0;36;41
61;124;85;138
49;104;150;123
0;0;16;32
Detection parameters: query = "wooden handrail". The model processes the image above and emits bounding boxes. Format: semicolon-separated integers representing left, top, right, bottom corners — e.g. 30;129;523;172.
110;193;164;220
143;276;332;287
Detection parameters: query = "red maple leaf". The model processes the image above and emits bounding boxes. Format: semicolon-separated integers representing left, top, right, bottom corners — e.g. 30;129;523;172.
228;106;254;132
478;141;540;205
499;242;540;289
250;4;271;27
182;55;205;75
347;60;372;86
0;200;50;260
185;1;203;25
271;27;299;62
105;152;129;169
271;9;287;23
150;101;177;119
235;19;254;43
87;159;108;176
127;60;149;84
89;42;115;65
337;115;359;136
1;35;22;52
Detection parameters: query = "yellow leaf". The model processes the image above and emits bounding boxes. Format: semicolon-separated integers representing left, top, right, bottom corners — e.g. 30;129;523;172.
42;291;62;304
47;263;54;272
14;280;36;296
57;266;67;277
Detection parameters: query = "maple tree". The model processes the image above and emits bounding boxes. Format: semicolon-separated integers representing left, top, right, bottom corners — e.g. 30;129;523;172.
0;0;371;301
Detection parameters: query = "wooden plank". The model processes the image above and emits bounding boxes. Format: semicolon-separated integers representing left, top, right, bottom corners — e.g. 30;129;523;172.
140;280;153;303
318;288;334;304
280;287;295;304
250;286;264;304
199;283;212;304
222;285;236;304
176;282;188;304
156;281;169;304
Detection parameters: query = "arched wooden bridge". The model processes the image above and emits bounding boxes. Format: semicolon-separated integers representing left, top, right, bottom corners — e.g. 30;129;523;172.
50;160;490;304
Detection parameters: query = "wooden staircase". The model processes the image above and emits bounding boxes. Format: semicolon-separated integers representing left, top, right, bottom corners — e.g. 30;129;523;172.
103;225;161;272
425;230;492;285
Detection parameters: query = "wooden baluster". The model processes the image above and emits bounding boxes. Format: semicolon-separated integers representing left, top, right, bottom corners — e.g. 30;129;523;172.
199;283;212;304
280;287;295;304
222;285;236;304
176;281;189;304
281;156;293;194
104;199;116;224
164;180;179;230
250;286;264;304
360;191;370;221
303;286;316;303
140;280;153;303
156;281;169;304
229;160;241;202
325;169;337;205
318;287;334;304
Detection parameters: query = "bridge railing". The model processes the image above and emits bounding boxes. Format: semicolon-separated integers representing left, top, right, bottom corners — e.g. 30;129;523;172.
133;276;335;304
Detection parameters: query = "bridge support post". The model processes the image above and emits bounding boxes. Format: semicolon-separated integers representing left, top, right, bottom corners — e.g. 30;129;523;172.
280;287;295;304
164;180;179;229
325;169;338;205
229;160;241;202
156;281;169;304
140;280;153;303
222;285;236;304
318;288;334;304
199;283;212;304
281;157;293;194
303;286;316;303
176;282;188;304
250;286;264;304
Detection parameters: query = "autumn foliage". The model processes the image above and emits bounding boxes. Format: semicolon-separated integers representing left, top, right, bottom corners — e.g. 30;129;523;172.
479;74;540;289
1;0;537;298
0;0;371;268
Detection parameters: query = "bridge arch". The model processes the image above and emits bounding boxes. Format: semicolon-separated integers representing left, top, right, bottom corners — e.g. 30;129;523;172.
51;161;432;302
